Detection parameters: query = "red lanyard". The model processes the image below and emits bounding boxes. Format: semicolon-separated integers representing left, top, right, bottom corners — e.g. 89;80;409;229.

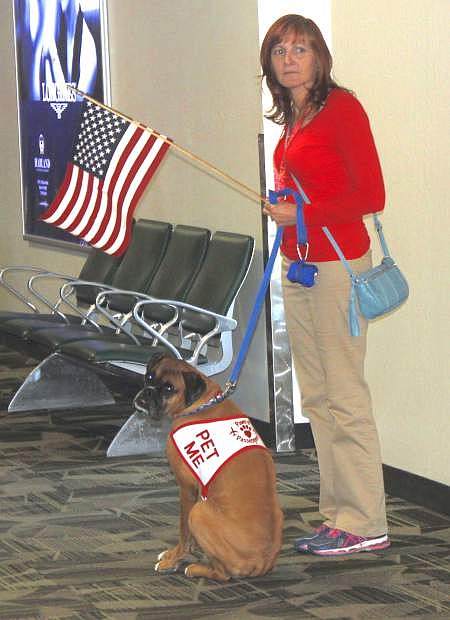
277;122;301;190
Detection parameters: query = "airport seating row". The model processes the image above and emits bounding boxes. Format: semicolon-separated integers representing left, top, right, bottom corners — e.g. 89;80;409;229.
0;219;255;445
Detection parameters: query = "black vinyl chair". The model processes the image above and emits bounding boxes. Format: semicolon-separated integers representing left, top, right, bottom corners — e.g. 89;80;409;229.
72;246;124;307
178;230;257;335
91;223;212;334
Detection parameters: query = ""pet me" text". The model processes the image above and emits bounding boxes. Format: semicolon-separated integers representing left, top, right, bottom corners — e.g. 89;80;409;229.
183;429;220;468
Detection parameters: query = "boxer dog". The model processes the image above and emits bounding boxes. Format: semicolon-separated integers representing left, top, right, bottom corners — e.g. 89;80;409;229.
135;355;283;581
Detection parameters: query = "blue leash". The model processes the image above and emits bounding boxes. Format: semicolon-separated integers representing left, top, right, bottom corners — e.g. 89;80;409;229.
228;227;283;388
219;187;305;401
190;221;283;414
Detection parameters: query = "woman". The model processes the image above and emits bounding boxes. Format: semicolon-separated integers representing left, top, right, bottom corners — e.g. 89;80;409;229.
261;14;390;556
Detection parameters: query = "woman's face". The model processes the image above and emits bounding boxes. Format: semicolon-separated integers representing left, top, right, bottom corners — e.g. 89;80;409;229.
270;33;317;95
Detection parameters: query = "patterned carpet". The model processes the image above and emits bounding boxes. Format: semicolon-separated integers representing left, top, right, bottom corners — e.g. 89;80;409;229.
0;344;449;619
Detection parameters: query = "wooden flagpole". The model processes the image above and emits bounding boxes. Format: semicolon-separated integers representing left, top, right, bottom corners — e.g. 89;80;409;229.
69;86;270;207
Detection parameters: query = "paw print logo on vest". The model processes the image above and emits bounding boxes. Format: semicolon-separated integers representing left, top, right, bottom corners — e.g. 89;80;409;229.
230;419;260;444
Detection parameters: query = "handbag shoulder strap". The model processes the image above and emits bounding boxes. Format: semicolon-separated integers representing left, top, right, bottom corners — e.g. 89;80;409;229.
324;214;391;266
372;213;391;257
322;226;355;276
290;173;311;205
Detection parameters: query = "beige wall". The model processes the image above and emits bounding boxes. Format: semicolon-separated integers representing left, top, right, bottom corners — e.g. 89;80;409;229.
332;0;450;485
1;0;449;484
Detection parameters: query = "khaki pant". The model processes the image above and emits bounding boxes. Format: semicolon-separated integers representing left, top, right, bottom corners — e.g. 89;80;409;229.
282;252;387;537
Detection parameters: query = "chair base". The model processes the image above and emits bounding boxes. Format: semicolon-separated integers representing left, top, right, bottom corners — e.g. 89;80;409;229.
8;352;117;413
107;411;171;457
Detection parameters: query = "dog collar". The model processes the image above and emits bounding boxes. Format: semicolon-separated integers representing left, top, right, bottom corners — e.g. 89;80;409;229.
174;382;236;419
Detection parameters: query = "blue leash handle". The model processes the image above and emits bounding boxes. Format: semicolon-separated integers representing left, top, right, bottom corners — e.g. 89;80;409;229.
227;187;305;388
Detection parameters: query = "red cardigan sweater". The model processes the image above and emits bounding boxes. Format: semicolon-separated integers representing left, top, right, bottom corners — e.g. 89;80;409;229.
274;88;385;262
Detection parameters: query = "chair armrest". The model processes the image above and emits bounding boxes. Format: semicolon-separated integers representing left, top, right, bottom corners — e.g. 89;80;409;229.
25;270;77;319
134;299;236;331
95;289;154;316
0;266;55;312
58;279;115;329
94;288;157;343
96;290;183;336
133;299;237;364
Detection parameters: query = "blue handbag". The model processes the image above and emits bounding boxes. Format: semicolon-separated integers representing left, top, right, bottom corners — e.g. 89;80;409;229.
323;216;409;336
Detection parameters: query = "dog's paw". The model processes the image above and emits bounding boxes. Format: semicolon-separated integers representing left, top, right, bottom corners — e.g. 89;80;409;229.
155;548;182;574
155;557;191;576
155;559;179;575
155;550;171;573
184;562;230;581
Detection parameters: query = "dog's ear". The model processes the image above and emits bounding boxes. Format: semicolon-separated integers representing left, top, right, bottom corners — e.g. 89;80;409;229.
146;353;165;374
183;371;207;407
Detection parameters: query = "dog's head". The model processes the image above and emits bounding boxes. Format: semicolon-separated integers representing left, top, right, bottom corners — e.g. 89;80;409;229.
133;354;209;420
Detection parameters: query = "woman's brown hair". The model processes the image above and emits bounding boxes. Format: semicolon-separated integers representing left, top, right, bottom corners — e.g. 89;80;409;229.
260;14;339;125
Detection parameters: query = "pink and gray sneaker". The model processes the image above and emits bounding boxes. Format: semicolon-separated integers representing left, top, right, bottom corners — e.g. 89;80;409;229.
308;527;391;556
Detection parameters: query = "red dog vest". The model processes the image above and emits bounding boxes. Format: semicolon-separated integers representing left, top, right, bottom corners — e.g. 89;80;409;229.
170;416;267;499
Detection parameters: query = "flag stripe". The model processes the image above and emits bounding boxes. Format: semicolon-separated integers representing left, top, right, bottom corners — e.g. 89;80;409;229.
98;137;165;253
102;138;171;255
41;164;76;222
57;170;91;230
67;176;100;235
42;164;80;224
81;192;108;243
93;132;163;251
50;169;86;228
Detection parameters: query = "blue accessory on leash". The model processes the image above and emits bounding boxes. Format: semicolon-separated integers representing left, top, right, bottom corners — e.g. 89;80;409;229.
286;197;318;287
273;187;318;288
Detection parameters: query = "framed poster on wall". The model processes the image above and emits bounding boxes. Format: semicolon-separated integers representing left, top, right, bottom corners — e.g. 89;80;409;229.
13;0;110;249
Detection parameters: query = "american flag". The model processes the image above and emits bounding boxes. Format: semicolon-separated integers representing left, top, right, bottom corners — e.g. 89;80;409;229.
41;100;171;255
